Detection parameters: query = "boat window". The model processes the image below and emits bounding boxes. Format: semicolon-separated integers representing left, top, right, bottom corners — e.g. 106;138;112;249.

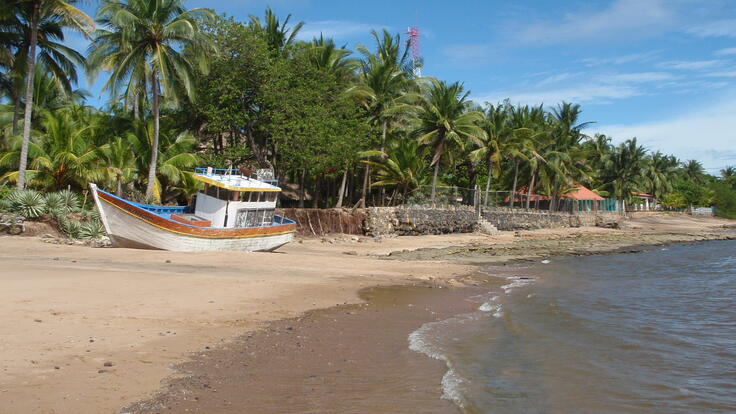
265;192;277;202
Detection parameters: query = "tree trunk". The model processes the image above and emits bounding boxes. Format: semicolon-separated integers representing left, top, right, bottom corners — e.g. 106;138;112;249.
145;72;160;199
245;125;270;168
508;159;519;207
116;178;123;197
359;165;369;208
525;170;536;209
17;2;40;190
484;159;493;206
312;174;321;208
298;168;306;208
12;91;22;136
335;167;348;208
380;119;387;206
431;161;440;205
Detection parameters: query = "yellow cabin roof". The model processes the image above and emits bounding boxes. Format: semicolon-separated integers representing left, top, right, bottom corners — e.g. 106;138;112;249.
193;172;281;192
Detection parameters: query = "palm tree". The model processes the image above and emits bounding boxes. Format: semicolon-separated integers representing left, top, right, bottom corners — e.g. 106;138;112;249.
97;135;137;196
248;7;303;53
682;159;706;184
361;138;430;204
412;79;486;203
10;0;92;190
605;138;647;212
0;106;99;190
7;3;87;135
350;29;414;206
89;0;214;199
126;117;198;202
471;102;510;206
305;35;356;80
643;151;678;199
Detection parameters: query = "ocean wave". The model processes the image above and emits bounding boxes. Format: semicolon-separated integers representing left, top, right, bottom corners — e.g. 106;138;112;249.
408;318;469;408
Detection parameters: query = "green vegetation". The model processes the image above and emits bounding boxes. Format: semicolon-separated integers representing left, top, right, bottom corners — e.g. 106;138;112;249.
1;2;734;222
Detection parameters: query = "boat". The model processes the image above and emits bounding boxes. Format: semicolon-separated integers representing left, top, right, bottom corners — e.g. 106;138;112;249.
89;167;296;251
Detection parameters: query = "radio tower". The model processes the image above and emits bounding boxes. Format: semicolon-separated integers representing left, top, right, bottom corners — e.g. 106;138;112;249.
406;26;421;77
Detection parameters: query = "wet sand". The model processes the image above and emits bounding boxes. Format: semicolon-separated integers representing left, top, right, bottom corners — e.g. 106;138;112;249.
124;284;498;414
0;213;733;413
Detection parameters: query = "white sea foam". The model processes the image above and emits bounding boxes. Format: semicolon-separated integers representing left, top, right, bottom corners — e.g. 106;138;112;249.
408;318;469;408
409;271;537;409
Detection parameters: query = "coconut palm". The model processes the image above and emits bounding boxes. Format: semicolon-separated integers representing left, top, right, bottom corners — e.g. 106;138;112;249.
125;117;198;202
412;79;486;203
7;3;87;134
643;151;678;199
97;135;137;196
305;35;356;80
682;159;707;185
0;106;99;190
248;7;303;53
350;29;414;206
10;0;92;190
471;102;510;206
361;138;430;204
89;0;214;199
605;138;647;211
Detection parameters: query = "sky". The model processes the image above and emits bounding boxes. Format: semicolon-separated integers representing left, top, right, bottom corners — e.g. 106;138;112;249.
66;0;736;173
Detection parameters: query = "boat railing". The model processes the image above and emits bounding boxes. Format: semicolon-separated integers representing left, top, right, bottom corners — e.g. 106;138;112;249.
194;167;279;186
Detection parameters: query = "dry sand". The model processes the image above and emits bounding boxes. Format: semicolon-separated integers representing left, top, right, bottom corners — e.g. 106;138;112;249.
0;212;733;413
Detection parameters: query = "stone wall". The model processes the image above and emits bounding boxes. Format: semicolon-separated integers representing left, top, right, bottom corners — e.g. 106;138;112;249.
364;206;478;236
482;209;621;231
278;206;622;237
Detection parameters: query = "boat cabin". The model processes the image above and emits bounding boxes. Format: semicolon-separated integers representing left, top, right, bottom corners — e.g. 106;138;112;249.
183;167;282;229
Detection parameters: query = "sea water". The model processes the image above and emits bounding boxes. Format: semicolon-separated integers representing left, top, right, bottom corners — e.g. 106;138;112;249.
410;240;736;413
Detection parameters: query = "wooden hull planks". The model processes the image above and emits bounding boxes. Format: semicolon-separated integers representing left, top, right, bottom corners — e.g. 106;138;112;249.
89;184;295;252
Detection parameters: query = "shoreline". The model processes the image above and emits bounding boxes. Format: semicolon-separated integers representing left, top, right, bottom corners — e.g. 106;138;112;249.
0;213;733;413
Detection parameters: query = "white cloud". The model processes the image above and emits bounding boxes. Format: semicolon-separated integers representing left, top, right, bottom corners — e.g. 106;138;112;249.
441;44;491;61
599;72;678;83
658;59;725;70
475;84;642;107
296;20;384;41
707;70;736;78
714;47;736;56
514;0;675;44
580;51;662;66
597;96;736;171
687;19;736;38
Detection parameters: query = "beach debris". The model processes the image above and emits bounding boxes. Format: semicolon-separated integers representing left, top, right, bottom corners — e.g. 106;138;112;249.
97;369;106;374
33;318;42;323
541;260;551;264
165;259;171;263
342;250;358;255
103;362;114;367
54;366;60;370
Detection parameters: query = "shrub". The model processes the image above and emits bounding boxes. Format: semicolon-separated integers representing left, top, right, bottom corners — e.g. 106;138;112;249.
7;189;47;218
57;189;80;213
79;220;106;240
44;193;66;217
58;217;82;239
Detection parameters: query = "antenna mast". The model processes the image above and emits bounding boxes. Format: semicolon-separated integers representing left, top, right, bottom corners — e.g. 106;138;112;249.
406;26;421;77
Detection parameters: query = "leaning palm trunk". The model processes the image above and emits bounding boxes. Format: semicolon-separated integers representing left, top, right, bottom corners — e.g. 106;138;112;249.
431;161;440;205
17;3;40;190
359;165;370;208
335;167;348;208
484;159;492;207
526;170;536;209
508;159;519;207
145;72;160;199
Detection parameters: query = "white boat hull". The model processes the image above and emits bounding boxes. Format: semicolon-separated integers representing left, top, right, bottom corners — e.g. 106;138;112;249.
90;184;294;252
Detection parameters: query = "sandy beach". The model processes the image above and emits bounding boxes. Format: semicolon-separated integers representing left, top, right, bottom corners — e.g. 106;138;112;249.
0;213;733;414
